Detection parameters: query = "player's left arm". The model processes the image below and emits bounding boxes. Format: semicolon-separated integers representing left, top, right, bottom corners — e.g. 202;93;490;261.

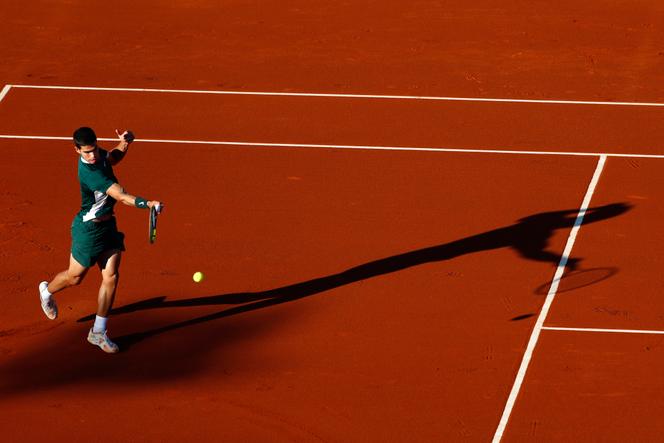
108;129;135;166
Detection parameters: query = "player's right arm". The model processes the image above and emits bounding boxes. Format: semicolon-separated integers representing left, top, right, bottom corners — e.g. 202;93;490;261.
106;183;162;210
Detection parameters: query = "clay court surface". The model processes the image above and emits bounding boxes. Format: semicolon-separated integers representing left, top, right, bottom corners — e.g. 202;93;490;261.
1;2;664;442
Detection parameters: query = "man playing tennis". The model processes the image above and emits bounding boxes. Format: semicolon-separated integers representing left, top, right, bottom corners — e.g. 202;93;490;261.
38;127;163;353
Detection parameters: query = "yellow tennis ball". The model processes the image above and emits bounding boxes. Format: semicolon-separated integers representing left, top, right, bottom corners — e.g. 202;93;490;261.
193;271;205;283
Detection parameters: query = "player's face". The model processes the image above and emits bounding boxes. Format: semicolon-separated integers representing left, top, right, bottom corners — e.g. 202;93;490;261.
77;144;99;164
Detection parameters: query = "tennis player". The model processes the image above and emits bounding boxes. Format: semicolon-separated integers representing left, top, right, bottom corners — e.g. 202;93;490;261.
38;127;163;353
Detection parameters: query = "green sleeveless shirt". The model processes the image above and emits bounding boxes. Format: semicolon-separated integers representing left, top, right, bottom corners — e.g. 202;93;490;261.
76;149;118;222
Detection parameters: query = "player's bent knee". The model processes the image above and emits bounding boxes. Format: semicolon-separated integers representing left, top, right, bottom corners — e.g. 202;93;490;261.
68;273;84;286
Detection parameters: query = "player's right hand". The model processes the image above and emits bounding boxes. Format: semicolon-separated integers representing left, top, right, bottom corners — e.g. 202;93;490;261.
148;201;164;214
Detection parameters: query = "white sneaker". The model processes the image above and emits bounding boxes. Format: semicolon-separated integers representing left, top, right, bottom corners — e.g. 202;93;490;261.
87;329;120;353
39;281;58;320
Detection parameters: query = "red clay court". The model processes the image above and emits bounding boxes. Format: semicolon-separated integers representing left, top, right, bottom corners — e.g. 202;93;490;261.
1;2;663;442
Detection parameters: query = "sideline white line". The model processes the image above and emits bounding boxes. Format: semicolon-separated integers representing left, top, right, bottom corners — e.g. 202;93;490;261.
1;134;663;159
0;85;11;103
9;84;664;107
492;155;607;443
543;326;664;335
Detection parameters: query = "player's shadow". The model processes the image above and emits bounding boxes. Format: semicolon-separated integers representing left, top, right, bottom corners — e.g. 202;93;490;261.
79;202;631;350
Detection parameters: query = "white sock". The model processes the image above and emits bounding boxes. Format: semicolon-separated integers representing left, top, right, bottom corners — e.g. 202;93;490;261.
93;315;108;334
39;283;52;303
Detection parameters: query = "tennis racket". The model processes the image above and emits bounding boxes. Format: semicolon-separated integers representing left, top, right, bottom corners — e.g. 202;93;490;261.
149;203;162;244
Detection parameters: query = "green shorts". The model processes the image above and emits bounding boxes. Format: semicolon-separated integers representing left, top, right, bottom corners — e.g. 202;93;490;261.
71;216;125;268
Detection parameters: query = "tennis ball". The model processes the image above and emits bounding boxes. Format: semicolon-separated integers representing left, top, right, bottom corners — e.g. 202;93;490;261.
193;271;205;283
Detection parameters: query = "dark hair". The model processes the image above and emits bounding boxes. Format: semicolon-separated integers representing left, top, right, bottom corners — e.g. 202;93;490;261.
73;127;97;148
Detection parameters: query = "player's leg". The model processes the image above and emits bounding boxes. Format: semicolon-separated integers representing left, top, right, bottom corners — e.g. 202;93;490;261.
38;254;89;320
47;254;90;293
87;249;121;353
96;248;121;317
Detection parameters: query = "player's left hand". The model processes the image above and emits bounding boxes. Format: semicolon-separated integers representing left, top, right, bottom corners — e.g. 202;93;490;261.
115;129;135;144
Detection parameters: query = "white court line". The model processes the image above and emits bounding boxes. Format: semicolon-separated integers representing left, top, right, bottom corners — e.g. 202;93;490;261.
0;85;11;103
1;134;664;159
543;326;664;335
492;155;607;443
9;83;664;107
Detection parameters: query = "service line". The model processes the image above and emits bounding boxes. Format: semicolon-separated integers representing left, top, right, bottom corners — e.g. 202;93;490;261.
0;134;663;159
543;326;664;335
492;154;608;442
0;85;12;104
9;83;664;107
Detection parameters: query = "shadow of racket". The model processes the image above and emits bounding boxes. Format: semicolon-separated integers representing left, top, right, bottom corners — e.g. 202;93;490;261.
534;267;619;295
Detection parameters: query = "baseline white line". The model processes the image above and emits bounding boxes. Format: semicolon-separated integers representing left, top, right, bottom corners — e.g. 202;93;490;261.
492;154;607;443
0;85;11;103
1;134;664;159
543;326;664;335
9;84;664;107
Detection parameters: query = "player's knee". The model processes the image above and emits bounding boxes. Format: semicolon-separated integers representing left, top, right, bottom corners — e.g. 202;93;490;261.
68;273;84;286
102;272;119;286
